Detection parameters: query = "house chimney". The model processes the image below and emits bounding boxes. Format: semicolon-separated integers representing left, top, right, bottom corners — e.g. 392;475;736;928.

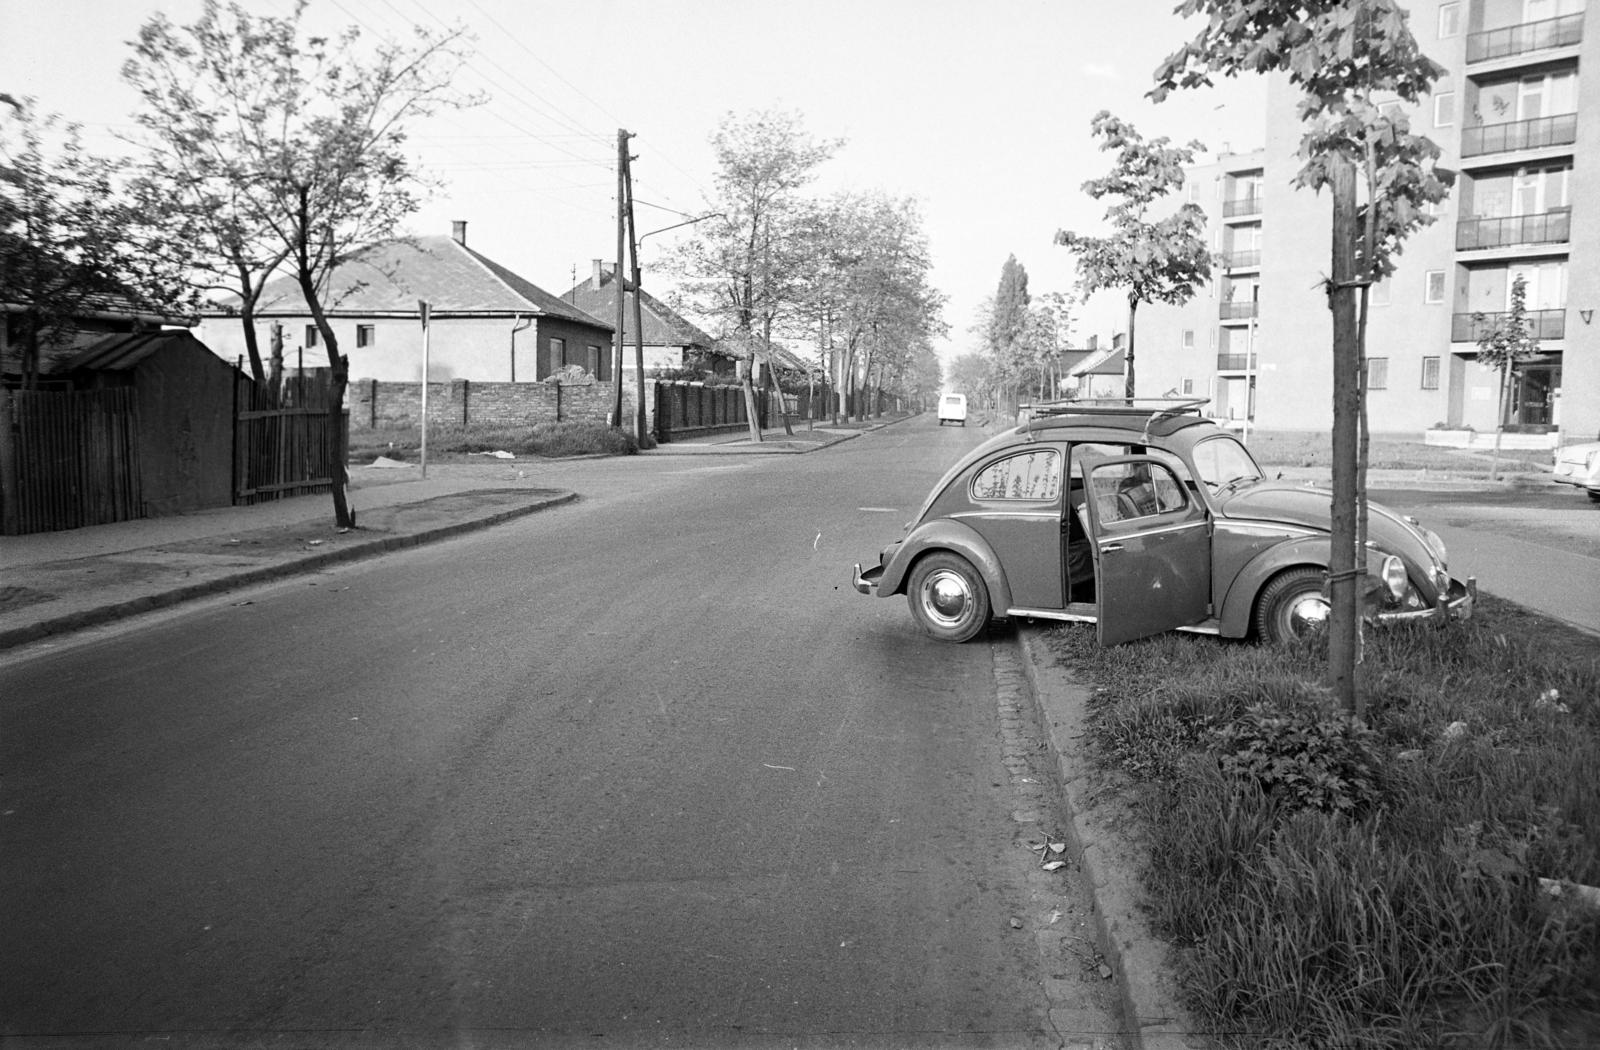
592;259;605;285
451;220;467;246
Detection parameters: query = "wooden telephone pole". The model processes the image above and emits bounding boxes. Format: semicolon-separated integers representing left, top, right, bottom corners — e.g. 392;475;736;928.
611;129;630;428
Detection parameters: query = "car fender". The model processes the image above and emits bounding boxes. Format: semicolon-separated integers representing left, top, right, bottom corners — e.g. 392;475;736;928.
1216;536;1333;637
880;519;1014;612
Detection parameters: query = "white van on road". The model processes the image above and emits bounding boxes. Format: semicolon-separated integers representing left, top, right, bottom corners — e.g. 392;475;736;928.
937;393;968;427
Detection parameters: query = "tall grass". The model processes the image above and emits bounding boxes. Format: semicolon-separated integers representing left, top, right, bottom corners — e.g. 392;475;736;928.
1046;614;1600;1048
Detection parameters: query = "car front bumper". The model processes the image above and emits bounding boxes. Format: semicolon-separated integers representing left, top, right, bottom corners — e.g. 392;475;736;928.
1372;575;1476;626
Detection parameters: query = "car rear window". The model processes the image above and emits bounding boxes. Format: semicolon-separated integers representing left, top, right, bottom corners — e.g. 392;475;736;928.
972;449;1060;501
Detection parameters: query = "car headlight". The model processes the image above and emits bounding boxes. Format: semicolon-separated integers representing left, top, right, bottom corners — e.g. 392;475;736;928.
1381;555;1409;601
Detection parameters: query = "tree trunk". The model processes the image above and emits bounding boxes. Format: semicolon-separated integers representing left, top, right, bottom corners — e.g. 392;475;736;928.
299;273;354;530
741;357;763;442
1328;152;1362;715
1490;365;1510;482
1124;295;1138;402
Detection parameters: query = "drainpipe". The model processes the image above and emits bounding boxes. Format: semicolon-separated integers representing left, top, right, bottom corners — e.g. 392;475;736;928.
509;314;532;381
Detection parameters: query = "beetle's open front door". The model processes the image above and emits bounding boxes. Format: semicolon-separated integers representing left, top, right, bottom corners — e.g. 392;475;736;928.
1083;457;1211;645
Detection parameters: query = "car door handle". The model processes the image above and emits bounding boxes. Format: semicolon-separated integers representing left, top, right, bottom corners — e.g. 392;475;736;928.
1102;543;1125;552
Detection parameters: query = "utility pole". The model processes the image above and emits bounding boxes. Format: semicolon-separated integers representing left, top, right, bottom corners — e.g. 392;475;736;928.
611;129;631;428
623;143;648;445
419;300;432;479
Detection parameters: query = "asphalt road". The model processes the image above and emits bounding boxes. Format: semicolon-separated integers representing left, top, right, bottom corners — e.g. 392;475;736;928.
0;419;1122;1048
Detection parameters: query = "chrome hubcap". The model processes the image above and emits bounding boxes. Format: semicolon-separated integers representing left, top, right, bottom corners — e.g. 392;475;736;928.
923;570;971;625
1285;593;1331;636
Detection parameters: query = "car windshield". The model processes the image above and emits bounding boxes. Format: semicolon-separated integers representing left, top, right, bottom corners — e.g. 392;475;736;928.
1191;435;1264;493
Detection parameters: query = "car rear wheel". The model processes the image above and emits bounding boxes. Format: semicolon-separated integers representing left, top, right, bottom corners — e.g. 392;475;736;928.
907;552;991;643
1255;567;1330;645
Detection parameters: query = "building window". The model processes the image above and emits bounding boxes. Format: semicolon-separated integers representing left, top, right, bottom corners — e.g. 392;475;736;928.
1425;270;1447;304
1181;329;1195;351
1182;378;1194;395
1367;357;1389;391
1421;356;1441;390
551;337;566;368
587;345;601;374
1438;2;1459;37
356;324;375;348
304;324;318;348
1434;92;1456;127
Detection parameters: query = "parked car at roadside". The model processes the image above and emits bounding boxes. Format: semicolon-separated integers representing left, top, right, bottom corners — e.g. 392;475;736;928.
937;393;968;427
853;400;1476;645
1552;440;1600;501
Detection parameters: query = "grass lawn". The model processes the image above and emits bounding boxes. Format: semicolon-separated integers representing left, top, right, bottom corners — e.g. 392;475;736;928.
1246;430;1550;475
1041;604;1600;1048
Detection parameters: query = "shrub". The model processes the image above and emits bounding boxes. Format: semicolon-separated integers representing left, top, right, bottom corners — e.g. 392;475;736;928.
1212;703;1386;815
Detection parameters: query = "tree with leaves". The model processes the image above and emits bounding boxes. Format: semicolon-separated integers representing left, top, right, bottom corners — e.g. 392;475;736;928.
667;109;839;440
122;0;476;528
1152;0;1453;713
1474;274;1540;481
1055;112;1212;401
1;95;196;387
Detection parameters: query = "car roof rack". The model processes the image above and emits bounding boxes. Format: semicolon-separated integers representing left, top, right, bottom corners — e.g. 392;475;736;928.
1017;397;1214;444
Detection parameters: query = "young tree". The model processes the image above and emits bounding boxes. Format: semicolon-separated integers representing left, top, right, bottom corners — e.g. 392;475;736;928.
988;255;1032;411
1473;274;1540;481
1055;112;1212;400
122;1;476;528
0;95;196;387
1152;0;1453;713
668;109;840;440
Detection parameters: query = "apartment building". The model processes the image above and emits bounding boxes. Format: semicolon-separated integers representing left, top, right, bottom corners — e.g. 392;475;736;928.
1139;0;1598;443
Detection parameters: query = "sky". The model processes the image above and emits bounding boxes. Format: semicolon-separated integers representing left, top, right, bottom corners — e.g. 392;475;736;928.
6;0;1268;365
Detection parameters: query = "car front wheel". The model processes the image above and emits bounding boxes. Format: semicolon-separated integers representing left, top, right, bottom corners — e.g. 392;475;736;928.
907;552;991;643
1254;567;1330;645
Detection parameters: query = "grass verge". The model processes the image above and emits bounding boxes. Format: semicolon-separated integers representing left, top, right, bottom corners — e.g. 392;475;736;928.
349;421;641;461
1247;430;1549;475
1042;601;1600;1048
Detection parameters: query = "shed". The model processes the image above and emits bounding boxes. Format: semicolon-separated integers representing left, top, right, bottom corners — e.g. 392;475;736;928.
65;331;238;515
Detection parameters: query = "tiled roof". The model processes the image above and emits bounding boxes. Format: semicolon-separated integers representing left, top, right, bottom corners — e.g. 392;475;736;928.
562;266;716;348
713;334;817;374
1065;347;1125;376
206;236;611;330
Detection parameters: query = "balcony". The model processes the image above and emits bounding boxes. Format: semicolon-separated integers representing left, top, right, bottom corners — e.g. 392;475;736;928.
1460;113;1578;158
1223;248;1262;269
1219;300;1259;321
1223;196;1262;219
1467;13;1584;62
1451;308;1566;342
1455;209;1570;250
1216;353;1258;371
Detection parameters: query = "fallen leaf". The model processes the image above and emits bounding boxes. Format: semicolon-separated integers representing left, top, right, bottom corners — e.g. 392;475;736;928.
1098;963;1113;980
1048;842;1066;854
1009;916;1024;930
1043;860;1067;872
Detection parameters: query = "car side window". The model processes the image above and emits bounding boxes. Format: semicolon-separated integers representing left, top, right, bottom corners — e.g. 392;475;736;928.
971;449;1061;501
1089;461;1189;523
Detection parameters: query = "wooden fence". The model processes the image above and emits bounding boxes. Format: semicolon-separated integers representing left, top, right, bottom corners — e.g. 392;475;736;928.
0;387;142;535
234;371;345;504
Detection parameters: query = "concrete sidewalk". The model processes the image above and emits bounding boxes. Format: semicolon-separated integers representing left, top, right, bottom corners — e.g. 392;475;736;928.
0;421;873;652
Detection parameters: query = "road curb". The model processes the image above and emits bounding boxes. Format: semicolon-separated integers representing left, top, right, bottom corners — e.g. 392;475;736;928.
0;492;578;652
1015;626;1207;1050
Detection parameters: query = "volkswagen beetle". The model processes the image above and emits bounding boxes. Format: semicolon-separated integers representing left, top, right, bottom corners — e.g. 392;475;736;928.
853;401;1476;645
